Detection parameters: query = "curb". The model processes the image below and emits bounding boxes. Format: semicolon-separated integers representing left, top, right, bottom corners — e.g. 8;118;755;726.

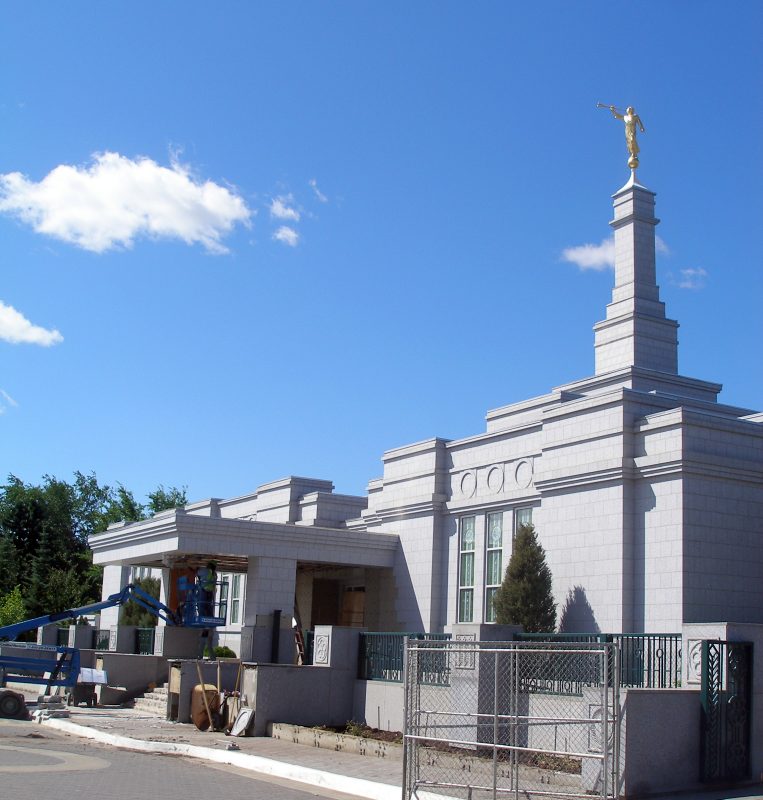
40;718;400;800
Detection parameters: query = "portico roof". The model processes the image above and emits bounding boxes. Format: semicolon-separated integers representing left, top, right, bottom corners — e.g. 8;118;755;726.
89;508;399;571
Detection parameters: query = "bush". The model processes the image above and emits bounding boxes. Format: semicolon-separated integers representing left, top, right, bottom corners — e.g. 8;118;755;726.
202;645;237;659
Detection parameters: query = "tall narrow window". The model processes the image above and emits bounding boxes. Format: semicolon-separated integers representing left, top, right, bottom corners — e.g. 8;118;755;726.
485;512;503;622
514;507;533;539
218;574;229;622
458;517;475;622
230;574;241;624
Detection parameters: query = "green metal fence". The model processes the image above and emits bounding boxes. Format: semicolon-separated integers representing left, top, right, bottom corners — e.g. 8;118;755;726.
356;630;680;690
612;633;681;688
304;630;314;665
514;631;682;690
135;627;156;655
358;632;451;684
95;629;111;650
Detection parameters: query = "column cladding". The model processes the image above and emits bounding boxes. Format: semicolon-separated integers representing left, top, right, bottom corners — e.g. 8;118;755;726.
242;555;297;662
593;177;679;375
99;564;131;628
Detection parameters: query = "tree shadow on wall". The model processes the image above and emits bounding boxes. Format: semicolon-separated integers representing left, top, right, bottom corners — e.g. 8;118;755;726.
558;586;600;633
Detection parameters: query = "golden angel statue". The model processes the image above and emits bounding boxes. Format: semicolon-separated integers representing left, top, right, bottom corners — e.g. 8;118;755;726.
598;103;645;170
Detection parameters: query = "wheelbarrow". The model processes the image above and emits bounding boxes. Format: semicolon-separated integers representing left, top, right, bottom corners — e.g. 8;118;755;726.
66;682;97;708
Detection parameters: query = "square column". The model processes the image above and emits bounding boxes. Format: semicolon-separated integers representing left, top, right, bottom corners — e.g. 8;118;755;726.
98;565;131;628
241;556;297;663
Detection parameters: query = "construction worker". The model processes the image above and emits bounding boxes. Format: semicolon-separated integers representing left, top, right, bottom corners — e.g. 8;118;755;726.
197;561;218;617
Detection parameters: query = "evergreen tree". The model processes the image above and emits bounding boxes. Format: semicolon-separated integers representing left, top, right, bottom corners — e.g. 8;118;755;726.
0;476;47;566
27;524;64;617
493;523;556;633
0;536;20;597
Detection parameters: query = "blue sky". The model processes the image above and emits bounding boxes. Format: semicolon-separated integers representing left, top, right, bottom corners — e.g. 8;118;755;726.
1;2;761;503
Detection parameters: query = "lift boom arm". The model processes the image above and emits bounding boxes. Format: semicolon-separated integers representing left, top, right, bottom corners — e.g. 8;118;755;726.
0;583;179;642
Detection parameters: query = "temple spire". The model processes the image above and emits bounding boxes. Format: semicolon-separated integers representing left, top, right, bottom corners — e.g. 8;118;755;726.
593;179;679;375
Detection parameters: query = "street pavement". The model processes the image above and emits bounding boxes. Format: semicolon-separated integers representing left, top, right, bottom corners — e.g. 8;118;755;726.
13;691;402;800
0;716;361;799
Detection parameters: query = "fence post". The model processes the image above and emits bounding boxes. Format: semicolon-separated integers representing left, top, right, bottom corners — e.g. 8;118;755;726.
493;648;499;800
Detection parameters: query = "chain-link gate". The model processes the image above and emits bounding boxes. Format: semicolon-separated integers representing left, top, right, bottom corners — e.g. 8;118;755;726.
403;639;620;799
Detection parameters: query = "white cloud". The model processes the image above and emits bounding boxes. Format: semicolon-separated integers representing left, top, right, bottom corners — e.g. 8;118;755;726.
0;300;63;346
0;389;18;414
273;226;299;247
0;152;251;254
655;235;670;255
561;237;615;271
674;267;708;290
269;194;300;222
562;234;671;271
309;178;328;203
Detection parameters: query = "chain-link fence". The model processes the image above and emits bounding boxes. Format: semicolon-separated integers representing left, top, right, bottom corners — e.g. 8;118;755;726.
403;639;620;799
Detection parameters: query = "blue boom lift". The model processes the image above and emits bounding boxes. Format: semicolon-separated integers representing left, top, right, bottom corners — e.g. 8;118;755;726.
0;577;227;717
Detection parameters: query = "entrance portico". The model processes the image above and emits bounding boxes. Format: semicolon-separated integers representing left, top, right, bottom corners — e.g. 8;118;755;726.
90;481;398;662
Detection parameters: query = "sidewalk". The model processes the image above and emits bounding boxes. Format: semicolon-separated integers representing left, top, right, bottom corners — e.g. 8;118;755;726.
36;703;402;800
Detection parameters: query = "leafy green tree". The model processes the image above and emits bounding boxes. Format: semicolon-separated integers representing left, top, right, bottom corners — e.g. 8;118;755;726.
493;523;556;633
0;473;187;619
71;471;122;542
147;485;187;515
109;485;145;523
0;586;26;628
119;577;161;627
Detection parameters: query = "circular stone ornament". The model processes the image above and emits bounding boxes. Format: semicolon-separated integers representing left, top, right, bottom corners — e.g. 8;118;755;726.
486;465;504;493
514;459;533;489
460;471;477;498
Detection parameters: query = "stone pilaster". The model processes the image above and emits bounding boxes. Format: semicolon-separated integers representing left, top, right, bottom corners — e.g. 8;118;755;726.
594;175;678;375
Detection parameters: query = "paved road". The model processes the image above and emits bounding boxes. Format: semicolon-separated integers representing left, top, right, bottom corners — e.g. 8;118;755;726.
0;719;361;800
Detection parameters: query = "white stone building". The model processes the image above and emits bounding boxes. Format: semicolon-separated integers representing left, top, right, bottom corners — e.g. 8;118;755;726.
90;173;763;660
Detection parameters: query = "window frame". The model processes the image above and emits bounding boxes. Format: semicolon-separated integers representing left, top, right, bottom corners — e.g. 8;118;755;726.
513;506;533;539
484;511;503;623
229;573;242;625
458;516;476;623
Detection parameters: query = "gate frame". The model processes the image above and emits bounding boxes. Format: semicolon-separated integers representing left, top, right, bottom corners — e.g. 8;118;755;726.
699;639;753;783
402;639;621;800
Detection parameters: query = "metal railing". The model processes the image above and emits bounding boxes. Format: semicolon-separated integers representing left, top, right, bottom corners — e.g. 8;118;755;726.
358;632;451;684
56;627;69;647
515;631;682;690
303;630;314;665
612;633;681;688
95;629;111;650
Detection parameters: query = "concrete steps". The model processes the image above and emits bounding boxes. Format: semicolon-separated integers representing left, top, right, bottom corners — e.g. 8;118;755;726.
132;684;168;717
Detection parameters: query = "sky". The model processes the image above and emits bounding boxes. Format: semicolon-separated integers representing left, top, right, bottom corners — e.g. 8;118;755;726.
1;2;761;505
